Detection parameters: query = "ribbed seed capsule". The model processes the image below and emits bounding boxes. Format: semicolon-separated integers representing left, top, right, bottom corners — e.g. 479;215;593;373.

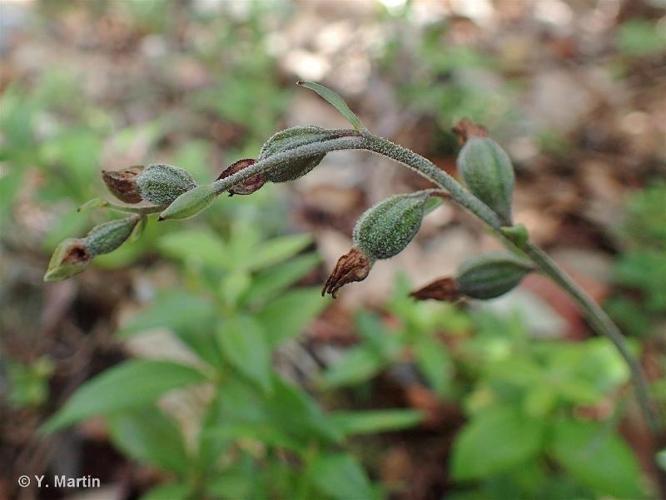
84;216;140;256
458;137;515;225
259;126;340;183
456;252;533;299
323;192;432;297
136;164;198;206
353;192;430;260
43;238;92;282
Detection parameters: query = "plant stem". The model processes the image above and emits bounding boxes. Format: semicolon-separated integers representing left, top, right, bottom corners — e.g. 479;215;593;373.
361;134;661;435
206;130;660;433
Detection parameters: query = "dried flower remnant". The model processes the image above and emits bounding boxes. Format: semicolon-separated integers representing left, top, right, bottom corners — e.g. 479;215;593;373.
322;247;373;298
43;238;92;282
217;158;265;196
452;119;488;145
102;166;144;203
410;277;462;302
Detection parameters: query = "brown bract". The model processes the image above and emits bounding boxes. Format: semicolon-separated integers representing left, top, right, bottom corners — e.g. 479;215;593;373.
452;119;488;145
216;158;265;196
322;247;373;298
102;166;144;203
409;277;462;302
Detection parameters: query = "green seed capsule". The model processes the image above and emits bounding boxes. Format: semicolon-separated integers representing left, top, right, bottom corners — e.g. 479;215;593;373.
456;252;533;300
158;183;217;221
84;216;140;256
258;126;338;183
44;238;92;282
136;164;198;206
458;137;515;225
353;192;430;260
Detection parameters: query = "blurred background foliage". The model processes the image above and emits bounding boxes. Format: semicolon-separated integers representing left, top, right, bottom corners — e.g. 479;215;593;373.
1;0;665;499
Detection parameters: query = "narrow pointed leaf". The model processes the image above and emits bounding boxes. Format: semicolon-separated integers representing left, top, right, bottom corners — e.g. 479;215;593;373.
297;81;365;131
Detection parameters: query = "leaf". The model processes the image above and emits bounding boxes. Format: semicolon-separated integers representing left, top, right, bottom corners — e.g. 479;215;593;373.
451;406;544;480
330;409;423;436
550;419;645;498
320;347;386;389
217;316;272;393
414;336;452;397
42;360;207;432
158;229;228;268
297;81;366;131
658;449;666;471
243;233;312;272
116;291;222;368
141;483;191;500
257;287;326;346
108;406;189;474
241;253;320;306
77;197;109;212
310;453;375;500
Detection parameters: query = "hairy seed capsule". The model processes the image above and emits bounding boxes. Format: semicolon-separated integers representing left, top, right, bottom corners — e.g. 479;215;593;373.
258;126;339;183
44;238;92;282
458;137;515;225
135;164;198;206
322;192;432;297
158;183;217;221
84;216;140;256
456;253;533;300
353;192;430;260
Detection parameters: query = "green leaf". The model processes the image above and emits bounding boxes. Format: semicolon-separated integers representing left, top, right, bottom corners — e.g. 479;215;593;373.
550;419;644;498
297;81;366;131
141;483;191;500
257;287;326;346
116;291;222;368
107;406;189;474
77;197;109;212
243;233;312;272
265;375;341;445
241;253;320;306
657;449;666;471
451;406;544;480
320;347;386;389
42;360;207;432
218;316;272;393
310;453;375;500
330;409;423;436
414;335;452;397
158;229;228;268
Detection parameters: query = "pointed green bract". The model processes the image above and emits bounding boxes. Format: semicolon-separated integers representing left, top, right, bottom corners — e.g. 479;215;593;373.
158;183;217;221
297;81;366;131
458;137;515;225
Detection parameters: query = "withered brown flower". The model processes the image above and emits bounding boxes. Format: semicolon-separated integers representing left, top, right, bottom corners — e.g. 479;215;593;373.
451;119;488;145
217;158;265;196
409;277;462;302
101;166;144;204
322;247;373;298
